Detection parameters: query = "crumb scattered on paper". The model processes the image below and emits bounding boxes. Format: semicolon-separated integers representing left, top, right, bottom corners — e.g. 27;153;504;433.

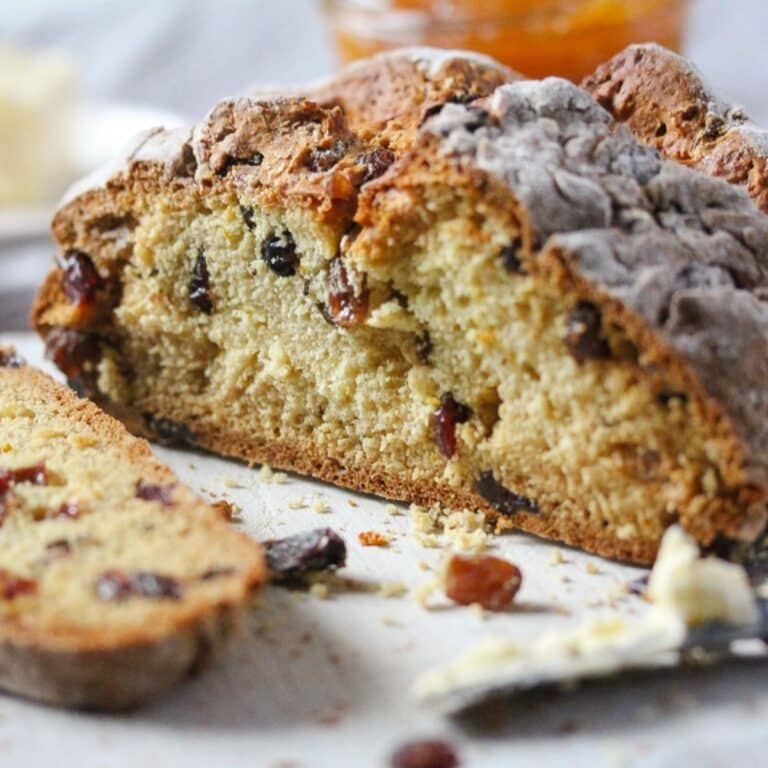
549;549;566;566
377;581;408;598
409;504;491;551
309;582;330;600
258;464;288;484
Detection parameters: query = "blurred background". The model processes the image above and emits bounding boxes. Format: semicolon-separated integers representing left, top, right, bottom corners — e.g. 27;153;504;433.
2;0;768;330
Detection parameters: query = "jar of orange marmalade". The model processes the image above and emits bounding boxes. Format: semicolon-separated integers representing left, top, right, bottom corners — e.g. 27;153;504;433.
322;0;688;83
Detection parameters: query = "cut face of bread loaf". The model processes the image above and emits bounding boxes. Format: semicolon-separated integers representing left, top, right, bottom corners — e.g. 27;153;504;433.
33;49;768;564
583;43;768;214
0;348;264;710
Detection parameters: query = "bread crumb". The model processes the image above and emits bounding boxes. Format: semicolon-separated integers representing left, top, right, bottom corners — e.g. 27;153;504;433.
417;560;431;571
312;498;330;514
287;496;307;510
210;498;236;521
409;503;490;551
221;475;244;489
377;581;407;598
470;602;487;620
380;615;402;627
347;499;359;508
258;464;288;484
358;531;389;547
309;583;330;600
549;548;566;566
411;576;443;610
385;503;402;516
585;562;601;575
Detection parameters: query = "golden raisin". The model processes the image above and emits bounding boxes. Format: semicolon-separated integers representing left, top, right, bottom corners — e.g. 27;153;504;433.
444;554;522;611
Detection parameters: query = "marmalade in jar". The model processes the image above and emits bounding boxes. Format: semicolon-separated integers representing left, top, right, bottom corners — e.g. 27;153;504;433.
325;0;688;82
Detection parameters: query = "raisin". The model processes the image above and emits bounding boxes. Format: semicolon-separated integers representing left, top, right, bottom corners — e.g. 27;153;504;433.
44;539;72;561
0;349;25;368
240;205;256;230
0;462;48;522
95;570;182;602
44;327;100;380
415;332;432;363
189;247;213;314
306;139;347;172
326;256;369;327
444;554;522;611
357;147;396;183
55;500;81;520
217;151;264;177
199;566;236;581
262;231;300;277
264;527;346;580
59;249;106;308
564;302;611;364
657;390;688;407
144;414;197;447
6;462;47;486
136;481;176;507
0;570;37;600
499;238;524;273
433;393;471;459
391;739;460;768
475;471;539;516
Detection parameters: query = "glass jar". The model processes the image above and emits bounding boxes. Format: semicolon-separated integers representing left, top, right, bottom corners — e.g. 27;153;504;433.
322;0;688;83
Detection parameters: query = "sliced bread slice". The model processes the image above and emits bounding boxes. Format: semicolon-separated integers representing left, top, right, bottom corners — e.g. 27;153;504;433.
0;347;265;710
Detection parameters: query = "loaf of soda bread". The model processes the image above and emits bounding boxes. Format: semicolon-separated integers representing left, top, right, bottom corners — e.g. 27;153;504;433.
0;347;264;710
32;48;768;564
583;43;768;213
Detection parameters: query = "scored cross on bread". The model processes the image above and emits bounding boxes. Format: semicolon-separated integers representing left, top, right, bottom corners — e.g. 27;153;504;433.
0;348;264;710
33;48;768;564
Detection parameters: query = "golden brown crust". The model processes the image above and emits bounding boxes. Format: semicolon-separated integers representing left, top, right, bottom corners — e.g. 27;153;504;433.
0;358;265;709
310;49;518;149
583;43;768;213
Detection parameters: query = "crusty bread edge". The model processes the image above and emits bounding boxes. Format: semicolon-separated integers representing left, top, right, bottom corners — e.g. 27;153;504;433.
0;601;246;711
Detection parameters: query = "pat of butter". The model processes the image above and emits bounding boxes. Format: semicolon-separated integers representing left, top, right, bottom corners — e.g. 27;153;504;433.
648;525;759;628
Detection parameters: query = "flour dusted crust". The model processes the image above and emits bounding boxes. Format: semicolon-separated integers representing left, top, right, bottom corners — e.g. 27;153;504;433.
32;49;768;564
424;80;768;489
583;43;768;214
0;352;265;710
